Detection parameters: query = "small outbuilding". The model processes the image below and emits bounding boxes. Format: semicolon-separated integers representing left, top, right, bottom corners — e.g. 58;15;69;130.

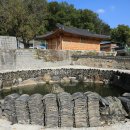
36;24;110;51
100;41;118;52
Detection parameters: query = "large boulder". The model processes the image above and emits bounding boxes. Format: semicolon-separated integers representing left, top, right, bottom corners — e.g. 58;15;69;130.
58;92;73;127
61;77;70;84
122;93;130;97
84;91;101;127
101;96;127;124
28;94;44;125
72;92;88;128
51;76;61;82
51;84;64;94
18;78;23;84
122;93;130;99
18;79;37;87
43;94;58;128
119;96;130;116
43;73;52;83
15;94;30;124
118;93;130;116
4;93;20;123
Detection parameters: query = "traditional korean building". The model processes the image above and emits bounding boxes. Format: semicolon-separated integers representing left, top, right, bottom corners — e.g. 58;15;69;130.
36;24;110;51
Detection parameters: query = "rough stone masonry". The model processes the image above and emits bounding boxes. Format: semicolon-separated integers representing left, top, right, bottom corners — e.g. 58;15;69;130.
0;92;127;128
0;67;130;91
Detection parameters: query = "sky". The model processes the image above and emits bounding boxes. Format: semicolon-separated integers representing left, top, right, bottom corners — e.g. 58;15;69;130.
48;0;130;28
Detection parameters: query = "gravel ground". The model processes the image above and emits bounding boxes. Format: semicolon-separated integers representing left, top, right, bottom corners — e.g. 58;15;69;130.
1;119;130;130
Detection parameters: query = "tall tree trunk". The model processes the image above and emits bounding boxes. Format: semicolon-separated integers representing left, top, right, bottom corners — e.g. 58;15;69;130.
22;35;30;48
24;42;30;48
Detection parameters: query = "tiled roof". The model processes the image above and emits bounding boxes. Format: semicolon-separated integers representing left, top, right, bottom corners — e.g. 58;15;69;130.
36;24;110;39
57;24;110;39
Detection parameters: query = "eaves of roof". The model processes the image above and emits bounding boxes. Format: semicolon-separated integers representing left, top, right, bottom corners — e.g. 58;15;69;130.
36;24;110;40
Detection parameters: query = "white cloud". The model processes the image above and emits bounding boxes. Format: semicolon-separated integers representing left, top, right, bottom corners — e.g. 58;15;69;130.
110;6;116;11
97;9;105;14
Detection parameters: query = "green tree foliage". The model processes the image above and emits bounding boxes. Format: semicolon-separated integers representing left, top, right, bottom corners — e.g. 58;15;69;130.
46;1;111;35
0;0;47;48
46;2;75;31
111;25;130;46
2;0;130;48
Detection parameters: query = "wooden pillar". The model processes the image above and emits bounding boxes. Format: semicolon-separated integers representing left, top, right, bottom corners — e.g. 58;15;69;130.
56;39;58;50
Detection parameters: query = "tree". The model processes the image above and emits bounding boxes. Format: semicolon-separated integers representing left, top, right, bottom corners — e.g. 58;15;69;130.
46;2;76;31
111;25;130;46
72;9;111;35
0;0;47;48
46;1;111;35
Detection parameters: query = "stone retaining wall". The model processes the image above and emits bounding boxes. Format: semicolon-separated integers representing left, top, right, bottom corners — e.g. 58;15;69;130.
73;57;130;70
0;68;112;88
0;49;130;71
0;68;130;91
0;49;72;71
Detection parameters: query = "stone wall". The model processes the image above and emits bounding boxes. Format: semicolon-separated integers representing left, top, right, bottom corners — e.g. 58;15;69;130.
0;50;16;70
0;68;130;91
0;36;17;50
0;49;72;71
0;68;111;88
72;56;130;70
0;92;127;128
0;49;130;71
